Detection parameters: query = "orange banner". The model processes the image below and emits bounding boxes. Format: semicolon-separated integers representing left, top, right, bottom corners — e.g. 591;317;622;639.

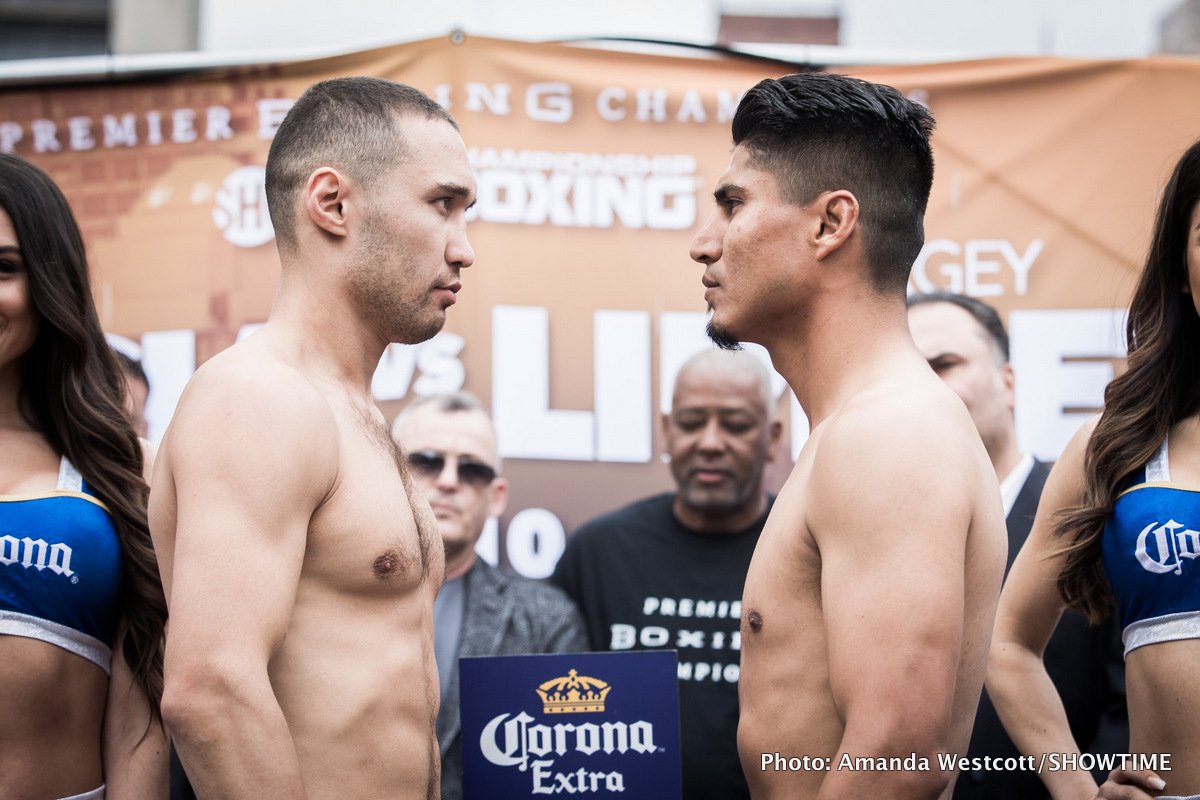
3;37;1199;574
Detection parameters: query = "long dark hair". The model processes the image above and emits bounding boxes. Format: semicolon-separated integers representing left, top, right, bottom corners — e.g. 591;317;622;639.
1056;139;1200;622
0;154;166;713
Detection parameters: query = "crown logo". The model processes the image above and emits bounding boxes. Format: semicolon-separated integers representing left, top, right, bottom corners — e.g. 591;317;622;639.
536;668;611;714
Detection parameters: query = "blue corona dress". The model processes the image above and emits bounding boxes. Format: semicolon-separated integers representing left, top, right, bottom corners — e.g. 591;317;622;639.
0;458;122;673
1102;437;1200;656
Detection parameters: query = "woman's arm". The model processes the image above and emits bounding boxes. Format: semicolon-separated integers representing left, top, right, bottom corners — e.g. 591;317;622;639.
103;647;168;799
987;419;1101;800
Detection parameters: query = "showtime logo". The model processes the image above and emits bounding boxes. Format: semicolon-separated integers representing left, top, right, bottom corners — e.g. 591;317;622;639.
213;166;274;248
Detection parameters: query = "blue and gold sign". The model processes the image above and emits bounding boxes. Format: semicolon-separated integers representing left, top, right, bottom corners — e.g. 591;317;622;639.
460;651;681;798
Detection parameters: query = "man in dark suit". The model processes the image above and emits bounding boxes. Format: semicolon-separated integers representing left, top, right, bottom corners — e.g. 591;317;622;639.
392;391;587;800
908;292;1128;799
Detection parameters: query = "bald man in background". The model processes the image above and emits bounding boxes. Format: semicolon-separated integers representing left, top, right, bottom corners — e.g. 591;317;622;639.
553;348;783;800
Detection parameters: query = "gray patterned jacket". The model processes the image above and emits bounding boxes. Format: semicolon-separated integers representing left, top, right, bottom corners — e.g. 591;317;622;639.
437;558;588;800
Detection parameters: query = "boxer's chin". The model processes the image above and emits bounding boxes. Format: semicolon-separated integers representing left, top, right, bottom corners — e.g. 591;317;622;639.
706;319;742;351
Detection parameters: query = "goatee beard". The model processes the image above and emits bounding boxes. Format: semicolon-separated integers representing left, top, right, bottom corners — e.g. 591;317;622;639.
706;320;742;351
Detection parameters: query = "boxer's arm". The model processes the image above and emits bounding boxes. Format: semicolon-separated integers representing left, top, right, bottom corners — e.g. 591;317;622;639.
810;413;976;799
988;419;1102;800
158;368;337;799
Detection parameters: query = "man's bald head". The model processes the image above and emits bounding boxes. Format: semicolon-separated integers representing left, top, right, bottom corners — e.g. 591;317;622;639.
665;349;781;533
673;349;774;414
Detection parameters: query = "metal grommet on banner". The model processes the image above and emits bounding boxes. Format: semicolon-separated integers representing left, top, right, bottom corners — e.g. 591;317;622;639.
450;28;465;45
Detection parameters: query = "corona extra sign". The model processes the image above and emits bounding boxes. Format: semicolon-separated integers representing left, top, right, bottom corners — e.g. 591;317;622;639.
460;651;680;798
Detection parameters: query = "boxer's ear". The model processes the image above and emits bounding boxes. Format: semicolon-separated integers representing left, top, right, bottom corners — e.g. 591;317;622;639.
304;167;351;239
812;189;859;262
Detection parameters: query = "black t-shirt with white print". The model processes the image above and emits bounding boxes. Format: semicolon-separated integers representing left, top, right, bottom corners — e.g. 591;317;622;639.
552;493;771;800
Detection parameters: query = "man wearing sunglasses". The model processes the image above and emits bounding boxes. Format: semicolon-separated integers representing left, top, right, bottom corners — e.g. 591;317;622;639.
391;391;587;800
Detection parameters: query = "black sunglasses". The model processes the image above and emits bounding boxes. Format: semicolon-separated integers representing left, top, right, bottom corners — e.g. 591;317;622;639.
406;450;498;487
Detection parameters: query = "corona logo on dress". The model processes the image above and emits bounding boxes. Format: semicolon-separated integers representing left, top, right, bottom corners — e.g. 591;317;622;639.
1136;519;1200;575
0;535;75;578
537;668;610;713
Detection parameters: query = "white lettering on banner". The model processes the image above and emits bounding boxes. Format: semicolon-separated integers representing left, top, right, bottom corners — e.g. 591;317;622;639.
598;86;742;125
68;116;95;150
103;113;137;148
596;87;628;121
146;111;163;145
432;83;453;110
205;106;234;141
212;166;274;248
636;88;668;122
465;82;512;116
527;82;573;124
434;81;739;125
172;108;197;144
0;122;20;152
505;508;566;579
475;516;500;567
1010;308;1126;461
256;99;293;140
493;305;594;461
140;329;196;443
909;238;1043;297
469;148;697;229
3;107;239;155
493;305;718;464
677;89;708;123
595;310;651;462
32;119;60;153
371;332;467;402
2;82;745;158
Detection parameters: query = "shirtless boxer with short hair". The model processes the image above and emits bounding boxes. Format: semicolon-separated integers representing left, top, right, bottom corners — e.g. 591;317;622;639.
150;77;476;800
689;73;1007;799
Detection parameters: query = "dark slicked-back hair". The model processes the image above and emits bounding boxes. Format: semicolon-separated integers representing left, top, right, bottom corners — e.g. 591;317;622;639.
732;73;935;294
907;291;1009;362
0;154;166;717
265;76;457;253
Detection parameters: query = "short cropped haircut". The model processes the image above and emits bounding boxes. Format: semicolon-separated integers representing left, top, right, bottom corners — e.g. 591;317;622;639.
732;73;935;294
907;291;1009;362
401;390;487;419
391;390;500;469
265;76;457;253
